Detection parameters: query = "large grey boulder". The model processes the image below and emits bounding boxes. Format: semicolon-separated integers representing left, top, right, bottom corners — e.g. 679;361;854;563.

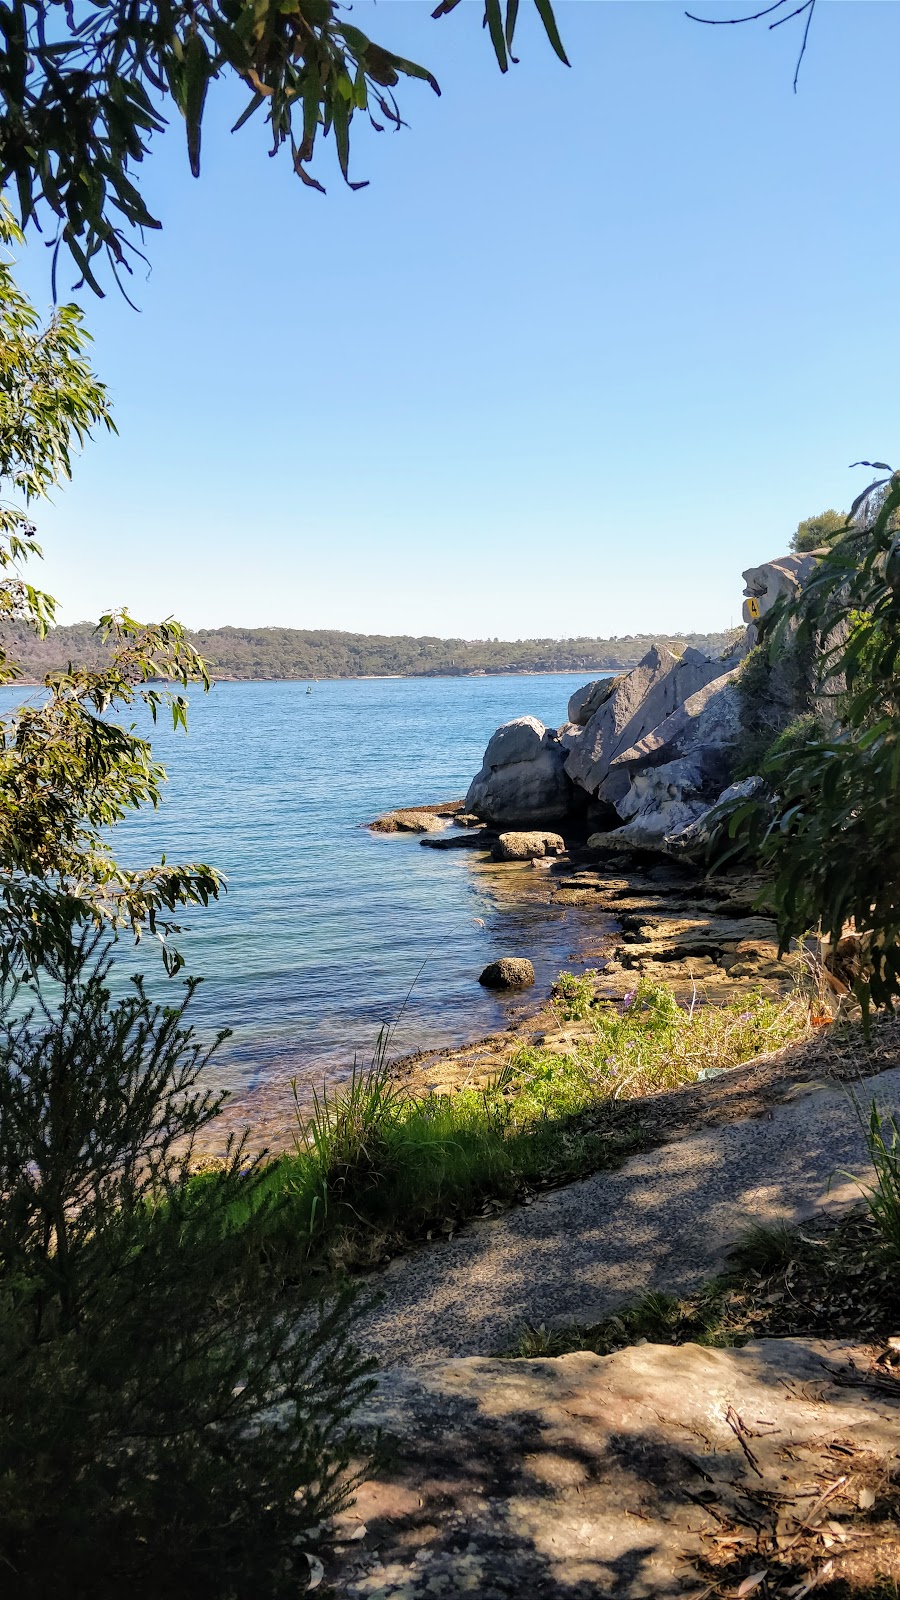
567;675;618;727
465;718;573;826
665;775;765;857
565;645;730;800
481;714;545;768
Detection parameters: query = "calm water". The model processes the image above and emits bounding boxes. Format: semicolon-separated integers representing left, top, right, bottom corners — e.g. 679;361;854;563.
3;675;613;1121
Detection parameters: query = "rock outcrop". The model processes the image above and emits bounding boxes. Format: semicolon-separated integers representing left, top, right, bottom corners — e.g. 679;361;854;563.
479;957;535;989
493;831;565;862
464;717;572;826
464;550;815;856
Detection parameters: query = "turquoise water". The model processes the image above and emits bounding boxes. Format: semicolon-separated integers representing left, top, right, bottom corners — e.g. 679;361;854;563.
2;675;613;1125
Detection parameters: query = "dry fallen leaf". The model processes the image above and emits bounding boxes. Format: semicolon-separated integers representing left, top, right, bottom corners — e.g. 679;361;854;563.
736;1571;768;1597
858;1486;876;1510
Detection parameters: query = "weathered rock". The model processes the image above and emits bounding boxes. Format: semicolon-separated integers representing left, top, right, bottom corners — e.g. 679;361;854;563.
666;775;765;856
421;831;492;850
466;718;573;827
368;814;401;833
614;668;742;772
479;957;535;989
555;720;582;753
482;714;545;768
369;802;462;832
493;831;566;862
452;813;483;828
327;1339;900;1600
565;645;730;800
742;551;817;637
587;806;707;853
392;811;446;833
566;675;617;727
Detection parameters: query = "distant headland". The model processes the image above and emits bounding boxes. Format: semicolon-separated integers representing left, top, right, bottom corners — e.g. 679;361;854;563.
1;622;741;683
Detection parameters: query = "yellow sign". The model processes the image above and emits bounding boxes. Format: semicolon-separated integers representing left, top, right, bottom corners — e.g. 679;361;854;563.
745;596;761;620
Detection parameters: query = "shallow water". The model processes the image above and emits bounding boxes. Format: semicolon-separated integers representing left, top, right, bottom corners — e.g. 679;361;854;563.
2;674;614;1118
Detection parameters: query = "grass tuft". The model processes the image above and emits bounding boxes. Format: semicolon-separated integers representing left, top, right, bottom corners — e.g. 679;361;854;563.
208;978;815;1284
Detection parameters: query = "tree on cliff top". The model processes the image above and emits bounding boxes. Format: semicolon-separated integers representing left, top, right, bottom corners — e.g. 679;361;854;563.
791;509;848;553
0;0;566;295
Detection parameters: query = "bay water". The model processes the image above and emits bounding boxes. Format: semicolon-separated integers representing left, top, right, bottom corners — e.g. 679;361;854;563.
3;674;614;1131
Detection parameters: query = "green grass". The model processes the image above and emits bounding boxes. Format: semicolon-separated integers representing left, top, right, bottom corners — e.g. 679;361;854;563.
206;978;814;1283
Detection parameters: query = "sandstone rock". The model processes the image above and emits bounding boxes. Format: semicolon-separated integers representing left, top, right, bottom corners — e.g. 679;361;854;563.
466;719;573;827
493;831;566;862
613;669;742;772
479;957;535;989
368;814;401;833
556;720;582;753
567;675;618;727
328;1338;900;1600
665;775;765;856
420;831;492;850
392;811;446;833
588;805;708;854
565;645;729;799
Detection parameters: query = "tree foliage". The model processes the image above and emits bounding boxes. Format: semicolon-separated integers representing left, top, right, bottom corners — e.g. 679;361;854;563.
0;0;566;294
791;507;848;554
0;202;222;974
0;930;373;1598
2;618;745;682
713;465;900;1013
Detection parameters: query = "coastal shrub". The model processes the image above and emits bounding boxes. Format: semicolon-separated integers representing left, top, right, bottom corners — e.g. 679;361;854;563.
515;979;810;1104
552;971;600;1020
733;640;815;780
714;467;900;1015
0;932;373;1599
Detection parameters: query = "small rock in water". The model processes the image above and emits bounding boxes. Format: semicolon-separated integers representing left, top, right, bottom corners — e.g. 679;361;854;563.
479;958;535;990
493;831;565;862
394;812;446;833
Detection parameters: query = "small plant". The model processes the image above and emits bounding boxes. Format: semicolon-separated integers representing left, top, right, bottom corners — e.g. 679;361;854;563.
860;1101;900;1262
552;971;600;1021
727;1220;807;1275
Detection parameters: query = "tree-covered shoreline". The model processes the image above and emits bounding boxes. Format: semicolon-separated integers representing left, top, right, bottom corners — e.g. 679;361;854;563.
2;620;741;684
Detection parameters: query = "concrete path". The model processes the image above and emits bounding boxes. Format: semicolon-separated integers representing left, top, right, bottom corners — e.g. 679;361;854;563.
358;1066;900;1366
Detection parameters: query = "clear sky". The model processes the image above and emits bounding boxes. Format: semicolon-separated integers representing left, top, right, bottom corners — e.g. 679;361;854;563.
14;0;900;639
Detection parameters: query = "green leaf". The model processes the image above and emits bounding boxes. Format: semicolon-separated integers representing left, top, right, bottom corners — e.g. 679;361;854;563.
484;0;508;72
184;33;212;178
532;0;570;65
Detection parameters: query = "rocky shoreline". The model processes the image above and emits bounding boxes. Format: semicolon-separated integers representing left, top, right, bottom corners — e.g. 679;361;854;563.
366;802;801;1098
366;550;830;1097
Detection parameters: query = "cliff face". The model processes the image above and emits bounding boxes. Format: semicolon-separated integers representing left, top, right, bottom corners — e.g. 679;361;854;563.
465;556;810;853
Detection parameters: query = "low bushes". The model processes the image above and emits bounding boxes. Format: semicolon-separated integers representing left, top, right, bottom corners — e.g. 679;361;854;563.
0;935;373;1600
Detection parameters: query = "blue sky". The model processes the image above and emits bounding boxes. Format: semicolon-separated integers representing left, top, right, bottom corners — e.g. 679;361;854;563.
14;1;900;638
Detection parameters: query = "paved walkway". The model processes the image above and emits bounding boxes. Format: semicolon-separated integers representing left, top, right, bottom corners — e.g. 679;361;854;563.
357;1066;900;1366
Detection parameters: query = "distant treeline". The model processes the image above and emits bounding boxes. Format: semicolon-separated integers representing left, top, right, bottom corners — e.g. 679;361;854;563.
2;622;742;682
